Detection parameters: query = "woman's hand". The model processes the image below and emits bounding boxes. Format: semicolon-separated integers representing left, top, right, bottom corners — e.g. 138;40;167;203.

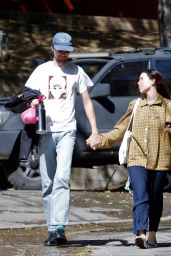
164;122;171;133
86;133;102;150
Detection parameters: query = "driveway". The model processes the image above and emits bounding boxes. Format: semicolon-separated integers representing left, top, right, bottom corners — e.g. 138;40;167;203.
0;189;171;256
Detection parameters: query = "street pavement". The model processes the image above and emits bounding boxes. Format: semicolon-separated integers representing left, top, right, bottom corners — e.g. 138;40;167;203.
0;189;171;256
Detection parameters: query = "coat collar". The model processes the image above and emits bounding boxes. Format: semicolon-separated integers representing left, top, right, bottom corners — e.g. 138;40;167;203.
140;94;163;107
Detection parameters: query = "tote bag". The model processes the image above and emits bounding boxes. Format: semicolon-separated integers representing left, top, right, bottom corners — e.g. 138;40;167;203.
119;98;141;165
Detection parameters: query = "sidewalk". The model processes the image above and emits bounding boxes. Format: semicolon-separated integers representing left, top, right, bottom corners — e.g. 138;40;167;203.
0;189;171;256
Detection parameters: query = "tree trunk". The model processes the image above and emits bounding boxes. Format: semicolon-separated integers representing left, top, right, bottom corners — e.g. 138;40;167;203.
158;0;171;47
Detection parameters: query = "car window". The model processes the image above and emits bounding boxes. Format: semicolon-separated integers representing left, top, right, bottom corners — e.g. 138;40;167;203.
155;59;171;89
80;62;107;78
72;59;108;79
101;61;149;96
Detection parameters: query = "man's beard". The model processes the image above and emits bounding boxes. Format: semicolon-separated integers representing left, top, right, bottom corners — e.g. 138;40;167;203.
55;56;68;64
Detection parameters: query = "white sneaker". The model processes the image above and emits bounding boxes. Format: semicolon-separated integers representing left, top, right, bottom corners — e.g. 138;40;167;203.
135;234;148;249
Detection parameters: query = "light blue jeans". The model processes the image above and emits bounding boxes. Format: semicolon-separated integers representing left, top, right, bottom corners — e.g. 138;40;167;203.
39;130;76;232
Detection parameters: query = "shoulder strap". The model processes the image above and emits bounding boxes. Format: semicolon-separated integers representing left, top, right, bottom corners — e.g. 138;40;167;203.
132;97;141;115
127;97;141;131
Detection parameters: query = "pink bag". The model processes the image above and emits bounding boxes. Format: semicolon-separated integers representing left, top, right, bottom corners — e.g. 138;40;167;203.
21;107;37;124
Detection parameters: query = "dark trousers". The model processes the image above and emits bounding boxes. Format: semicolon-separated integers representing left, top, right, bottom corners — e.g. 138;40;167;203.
128;166;166;235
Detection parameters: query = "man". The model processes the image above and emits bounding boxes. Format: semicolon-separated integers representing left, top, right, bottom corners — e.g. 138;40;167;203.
25;32;99;246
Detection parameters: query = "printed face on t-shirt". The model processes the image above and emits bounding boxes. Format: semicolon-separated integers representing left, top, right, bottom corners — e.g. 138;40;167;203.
49;76;67;99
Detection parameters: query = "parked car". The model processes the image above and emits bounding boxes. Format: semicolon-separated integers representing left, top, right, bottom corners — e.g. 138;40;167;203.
1;47;171;190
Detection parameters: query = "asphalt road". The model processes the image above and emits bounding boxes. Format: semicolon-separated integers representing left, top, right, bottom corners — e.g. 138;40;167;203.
0;189;171;256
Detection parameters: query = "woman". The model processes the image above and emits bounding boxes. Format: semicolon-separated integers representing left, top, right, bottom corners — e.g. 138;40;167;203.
86;69;171;249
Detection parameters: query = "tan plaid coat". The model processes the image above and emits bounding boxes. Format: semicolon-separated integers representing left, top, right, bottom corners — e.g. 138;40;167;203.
100;94;171;170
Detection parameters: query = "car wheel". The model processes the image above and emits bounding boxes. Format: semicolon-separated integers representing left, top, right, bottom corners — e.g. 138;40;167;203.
7;166;41;190
7;147;42;190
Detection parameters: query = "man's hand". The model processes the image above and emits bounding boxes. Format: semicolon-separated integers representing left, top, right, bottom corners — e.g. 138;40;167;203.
30;99;39;108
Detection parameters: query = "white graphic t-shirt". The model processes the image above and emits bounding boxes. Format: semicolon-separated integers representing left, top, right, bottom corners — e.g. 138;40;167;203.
25;61;93;132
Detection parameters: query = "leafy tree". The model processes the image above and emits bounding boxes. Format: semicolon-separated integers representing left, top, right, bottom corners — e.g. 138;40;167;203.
158;0;171;47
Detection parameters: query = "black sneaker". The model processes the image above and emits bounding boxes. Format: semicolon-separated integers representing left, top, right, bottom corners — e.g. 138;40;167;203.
44;229;67;246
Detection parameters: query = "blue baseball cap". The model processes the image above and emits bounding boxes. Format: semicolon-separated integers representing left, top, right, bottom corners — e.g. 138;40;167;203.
52;32;74;52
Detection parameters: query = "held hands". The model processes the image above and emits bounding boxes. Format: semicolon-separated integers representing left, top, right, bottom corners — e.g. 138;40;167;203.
86;133;102;150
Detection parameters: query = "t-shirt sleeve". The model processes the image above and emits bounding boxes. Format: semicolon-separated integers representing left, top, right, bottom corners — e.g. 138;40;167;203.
24;66;41;91
76;67;94;94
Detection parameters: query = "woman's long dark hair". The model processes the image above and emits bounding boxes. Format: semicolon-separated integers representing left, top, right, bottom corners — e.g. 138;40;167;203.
144;69;171;99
